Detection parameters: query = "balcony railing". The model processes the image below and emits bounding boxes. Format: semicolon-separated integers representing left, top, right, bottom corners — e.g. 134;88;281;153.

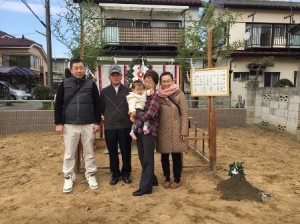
245;25;300;48
103;26;181;46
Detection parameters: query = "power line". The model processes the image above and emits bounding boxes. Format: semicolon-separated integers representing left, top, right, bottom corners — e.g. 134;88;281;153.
21;0;46;27
0;0;8;7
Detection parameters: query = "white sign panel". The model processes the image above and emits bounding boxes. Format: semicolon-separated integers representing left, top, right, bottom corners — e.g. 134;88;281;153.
190;67;229;96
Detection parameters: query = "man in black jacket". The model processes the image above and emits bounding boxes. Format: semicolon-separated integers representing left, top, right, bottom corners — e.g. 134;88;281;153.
55;58;101;193
100;64;132;185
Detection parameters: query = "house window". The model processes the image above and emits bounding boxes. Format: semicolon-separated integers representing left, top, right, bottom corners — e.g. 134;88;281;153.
118;21;133;27
136;21;150;27
2;55;10;66
233;72;249;82
166;22;180;28
274;25;286;38
106;20;133;27
2;55;30;67
30;55;40;69
249;70;263;76
106;20;117;27
246;23;289;47
264;72;280;87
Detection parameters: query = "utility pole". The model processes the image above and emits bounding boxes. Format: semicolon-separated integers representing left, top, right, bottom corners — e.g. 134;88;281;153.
80;4;85;60
45;0;53;90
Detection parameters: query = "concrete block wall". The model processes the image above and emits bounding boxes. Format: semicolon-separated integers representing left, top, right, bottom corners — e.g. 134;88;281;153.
248;86;300;141
0;110;54;135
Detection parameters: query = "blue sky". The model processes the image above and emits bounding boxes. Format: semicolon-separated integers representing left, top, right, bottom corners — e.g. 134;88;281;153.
0;0;70;58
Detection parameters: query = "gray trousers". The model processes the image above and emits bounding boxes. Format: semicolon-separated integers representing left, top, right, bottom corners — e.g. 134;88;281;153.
136;133;156;192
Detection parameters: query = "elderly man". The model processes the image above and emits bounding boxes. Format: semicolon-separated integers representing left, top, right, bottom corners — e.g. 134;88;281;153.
100;64;132;185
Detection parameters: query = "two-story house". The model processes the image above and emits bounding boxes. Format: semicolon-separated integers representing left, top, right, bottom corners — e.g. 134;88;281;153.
0;30;48;92
74;0;203;88
211;0;300;104
52;58;69;88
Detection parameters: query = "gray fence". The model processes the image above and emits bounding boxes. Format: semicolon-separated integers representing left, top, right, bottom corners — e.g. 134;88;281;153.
0;99;246;135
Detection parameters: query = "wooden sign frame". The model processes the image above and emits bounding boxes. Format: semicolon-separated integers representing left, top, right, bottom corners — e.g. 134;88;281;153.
190;67;229;97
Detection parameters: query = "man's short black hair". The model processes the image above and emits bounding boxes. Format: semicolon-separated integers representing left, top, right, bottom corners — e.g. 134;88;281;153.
70;58;85;68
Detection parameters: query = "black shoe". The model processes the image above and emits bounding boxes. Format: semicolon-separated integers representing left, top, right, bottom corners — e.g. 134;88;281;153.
132;189;152;196
110;176;120;185
122;176;132;184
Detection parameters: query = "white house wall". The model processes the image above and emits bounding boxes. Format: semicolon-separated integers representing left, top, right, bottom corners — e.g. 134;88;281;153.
214;6;300;107
221;57;300;106
227;8;300;45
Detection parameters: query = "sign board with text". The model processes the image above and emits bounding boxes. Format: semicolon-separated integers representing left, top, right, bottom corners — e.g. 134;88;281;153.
190;67;229;97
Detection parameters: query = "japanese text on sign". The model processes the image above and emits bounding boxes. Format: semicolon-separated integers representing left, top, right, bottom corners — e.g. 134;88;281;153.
190;67;229;96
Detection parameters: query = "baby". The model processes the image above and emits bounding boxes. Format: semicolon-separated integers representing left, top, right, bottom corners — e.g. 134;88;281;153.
126;80;153;140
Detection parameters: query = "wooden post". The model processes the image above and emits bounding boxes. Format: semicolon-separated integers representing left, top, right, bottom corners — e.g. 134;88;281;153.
75;141;83;174
209;107;217;171
207;29;217;172
194;122;198;152
207;29;213;149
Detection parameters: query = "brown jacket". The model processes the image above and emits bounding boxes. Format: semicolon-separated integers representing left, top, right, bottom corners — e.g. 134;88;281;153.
156;90;189;153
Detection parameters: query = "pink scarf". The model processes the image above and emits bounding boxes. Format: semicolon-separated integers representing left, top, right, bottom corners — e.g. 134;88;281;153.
158;83;179;97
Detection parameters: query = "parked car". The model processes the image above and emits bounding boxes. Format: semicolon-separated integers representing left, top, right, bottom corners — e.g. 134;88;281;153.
0;81;33;100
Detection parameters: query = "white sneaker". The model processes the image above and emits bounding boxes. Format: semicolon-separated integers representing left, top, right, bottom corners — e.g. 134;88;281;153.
86;174;99;190
63;176;73;193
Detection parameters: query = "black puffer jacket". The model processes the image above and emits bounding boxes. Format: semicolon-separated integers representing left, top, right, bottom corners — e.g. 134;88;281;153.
54;76;101;125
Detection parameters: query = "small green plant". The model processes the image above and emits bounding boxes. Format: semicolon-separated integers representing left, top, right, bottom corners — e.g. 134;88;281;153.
32;85;54;110
273;79;294;87
228;162;245;177
32;85;53;100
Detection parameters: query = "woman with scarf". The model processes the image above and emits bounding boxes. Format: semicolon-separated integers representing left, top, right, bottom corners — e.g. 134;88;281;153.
157;71;189;189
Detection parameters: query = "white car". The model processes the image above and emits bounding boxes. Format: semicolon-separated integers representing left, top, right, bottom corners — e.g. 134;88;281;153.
0;81;33;100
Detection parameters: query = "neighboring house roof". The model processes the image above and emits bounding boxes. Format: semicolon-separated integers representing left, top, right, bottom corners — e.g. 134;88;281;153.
0;36;40;48
0;67;37;76
0;30;47;61
73;0;203;6
0;31;14;38
212;0;300;10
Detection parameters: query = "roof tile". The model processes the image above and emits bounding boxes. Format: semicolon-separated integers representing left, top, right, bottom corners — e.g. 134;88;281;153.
0;30;39;48
0;31;14;38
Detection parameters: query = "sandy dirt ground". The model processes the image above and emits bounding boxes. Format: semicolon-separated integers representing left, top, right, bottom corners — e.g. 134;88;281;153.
0;126;299;224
